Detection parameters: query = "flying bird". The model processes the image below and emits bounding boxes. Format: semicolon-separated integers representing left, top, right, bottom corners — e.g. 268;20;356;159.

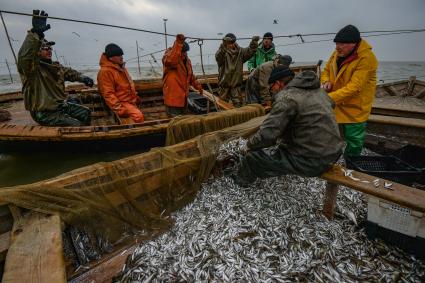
273;19;279;24
72;32;81;37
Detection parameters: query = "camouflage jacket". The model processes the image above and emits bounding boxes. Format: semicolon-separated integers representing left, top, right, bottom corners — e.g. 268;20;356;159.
215;40;258;88
247;60;276;99
18;31;83;111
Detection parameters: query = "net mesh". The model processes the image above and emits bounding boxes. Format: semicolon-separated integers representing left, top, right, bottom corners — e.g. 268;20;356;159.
0;107;266;246
165;104;265;146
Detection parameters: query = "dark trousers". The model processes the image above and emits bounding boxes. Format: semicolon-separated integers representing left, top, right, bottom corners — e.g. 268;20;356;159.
237;146;341;183
166;106;187;117
31;102;91;126
219;86;244;107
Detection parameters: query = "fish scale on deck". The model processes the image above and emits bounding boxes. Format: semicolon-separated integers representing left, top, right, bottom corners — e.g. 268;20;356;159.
114;139;425;282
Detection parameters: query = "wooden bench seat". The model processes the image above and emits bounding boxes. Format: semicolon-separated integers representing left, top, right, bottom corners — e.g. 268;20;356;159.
321;165;425;219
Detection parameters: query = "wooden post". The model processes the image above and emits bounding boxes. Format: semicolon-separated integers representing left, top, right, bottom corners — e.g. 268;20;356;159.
406;76;416;96
136;40;141;77
322;182;339;220
5;59;13;83
0;12;18;66
2;213;66;283
163;18;168;49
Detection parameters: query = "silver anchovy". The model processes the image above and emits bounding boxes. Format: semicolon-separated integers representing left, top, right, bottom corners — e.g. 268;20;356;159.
115;139;425;283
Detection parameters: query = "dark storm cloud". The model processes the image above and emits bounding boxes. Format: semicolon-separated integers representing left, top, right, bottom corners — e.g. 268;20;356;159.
1;0;424;73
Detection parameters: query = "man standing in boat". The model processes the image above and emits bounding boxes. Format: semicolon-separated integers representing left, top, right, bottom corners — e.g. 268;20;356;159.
245;54;292;105
97;44;144;123
18;10;94;126
247;32;277;72
232;68;343;187
215;33;259;107
162;34;203;117
321;25;378;157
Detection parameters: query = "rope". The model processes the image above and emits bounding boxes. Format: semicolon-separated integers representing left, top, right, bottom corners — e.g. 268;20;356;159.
1;10;425;41
125;40;198;63
0;12;18;65
198;39;220;112
275;30;425;48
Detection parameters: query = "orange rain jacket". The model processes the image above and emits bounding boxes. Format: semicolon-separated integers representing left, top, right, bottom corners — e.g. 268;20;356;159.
162;39;202;108
321;39;378;123
97;54;142;119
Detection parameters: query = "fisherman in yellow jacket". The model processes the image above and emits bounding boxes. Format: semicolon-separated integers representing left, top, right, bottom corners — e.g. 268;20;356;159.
321;25;378;157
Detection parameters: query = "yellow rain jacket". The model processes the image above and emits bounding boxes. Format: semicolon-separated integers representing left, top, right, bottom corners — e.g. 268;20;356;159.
321;39;378;123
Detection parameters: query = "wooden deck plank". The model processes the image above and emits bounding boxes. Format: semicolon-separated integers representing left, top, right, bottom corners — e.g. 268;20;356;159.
2;213;66;283
322;165;425;213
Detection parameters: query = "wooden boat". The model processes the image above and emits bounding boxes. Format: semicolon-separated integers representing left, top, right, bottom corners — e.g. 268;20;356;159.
0;116;424;282
365;114;425;154
0;65;319;152
365;77;425;152
372;77;425;120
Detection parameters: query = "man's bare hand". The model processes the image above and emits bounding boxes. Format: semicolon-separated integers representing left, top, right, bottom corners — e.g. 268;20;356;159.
322;81;333;92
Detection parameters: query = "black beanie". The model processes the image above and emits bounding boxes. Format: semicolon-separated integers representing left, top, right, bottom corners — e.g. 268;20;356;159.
268;66;295;84
223;33;237;43
182;42;190;52
334;25;361;43
263;32;273;40
105;43;124;58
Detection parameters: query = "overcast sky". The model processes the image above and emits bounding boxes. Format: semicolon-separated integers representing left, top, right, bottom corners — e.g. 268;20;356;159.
1;0;425;72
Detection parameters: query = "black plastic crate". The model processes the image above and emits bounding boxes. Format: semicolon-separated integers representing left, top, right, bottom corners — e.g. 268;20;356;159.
392;145;425;185
393;145;425;170
187;92;217;114
346;156;422;186
365;221;425;260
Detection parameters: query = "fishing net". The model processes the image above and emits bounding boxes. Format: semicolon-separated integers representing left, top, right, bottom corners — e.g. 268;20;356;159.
0;107;266;258
165;104;265;145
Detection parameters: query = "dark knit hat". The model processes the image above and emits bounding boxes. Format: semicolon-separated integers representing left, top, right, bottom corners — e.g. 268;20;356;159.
275;54;292;67
105;43;124;58
182;42;190;52
263;32;273;40
334;25;361;43
223;33;237;43
268;66;295;84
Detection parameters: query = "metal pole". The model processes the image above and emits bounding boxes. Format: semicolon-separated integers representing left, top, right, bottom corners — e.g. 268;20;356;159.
0;11;18;66
163;18;168;49
136;40;141;77
5;59;13;83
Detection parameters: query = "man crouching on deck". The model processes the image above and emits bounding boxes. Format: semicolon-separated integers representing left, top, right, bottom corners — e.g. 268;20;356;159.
18;10;94;126
232;68;344;187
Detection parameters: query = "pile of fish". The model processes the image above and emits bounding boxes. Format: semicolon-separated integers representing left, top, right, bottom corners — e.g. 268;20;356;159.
116;139;425;282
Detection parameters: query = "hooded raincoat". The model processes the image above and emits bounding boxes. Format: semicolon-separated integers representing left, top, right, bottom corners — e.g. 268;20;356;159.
97;54;144;122
247;42;276;71
162;39;202;108
215;40;258;106
236;71;343;183
321;39;378;123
